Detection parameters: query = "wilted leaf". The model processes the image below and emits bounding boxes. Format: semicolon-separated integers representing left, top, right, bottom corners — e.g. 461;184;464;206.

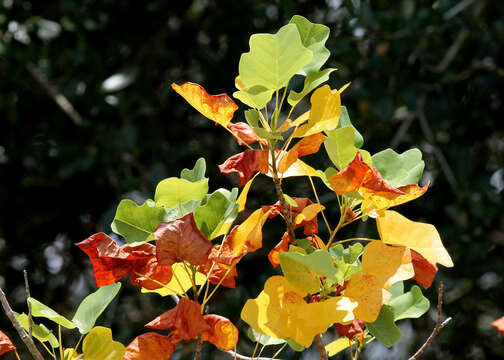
334;319;366;341
123;332;175;360
237;173;258;212
155;213;212;266
82;326;125;360
171;82;238;127
239;23;312;91
72;282;121;334
201;315;239;350
0;331;16;356
218;149;269;186
376;210;454;267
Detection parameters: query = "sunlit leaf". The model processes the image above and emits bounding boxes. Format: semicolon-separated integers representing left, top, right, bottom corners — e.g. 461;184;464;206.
155;213;212;266
326;337;357;357
180;157;207;183
218;149;269;186
278;133;326;173
111;199;166;245
388;285;430;321
371;148;425;188
491;317;504;335
236;173;259;212
411;250;438;289
194;188;238;239
289;15;330;75
233;86;274;109
287;68;336;105
201;314;239;350
15;312;59;348
279;250;320;293
324;126;371;170
336;106;364;148
72;282;121;334
141;262;206;296
292;85;341;137
239;23;312;91
376;210;454;267
230;208;270;255
227;122;266;146
82;326;125;360
263;197;318;235
360;183;429;216
0;330;16;356
123;332;175;360
154;177;209;208
171;82;238;127
28;297;76;329
268;232;291;268
365;305;401;347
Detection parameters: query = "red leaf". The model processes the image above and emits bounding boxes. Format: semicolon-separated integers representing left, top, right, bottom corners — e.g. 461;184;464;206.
0;331;16;356
155;213;212;266
123;332;175;360
411;250;438;289
491;316;504;335
268;232;291;268
201;315;239;350
145;298;210;342
199;254;238;289
227;122;266;146
218;149;269;186
334;319;366;341
262;197;318;235
278;133;326;173
76;233;172;289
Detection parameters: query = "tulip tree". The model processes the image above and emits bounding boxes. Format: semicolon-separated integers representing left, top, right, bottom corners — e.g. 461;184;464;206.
1;15;454;360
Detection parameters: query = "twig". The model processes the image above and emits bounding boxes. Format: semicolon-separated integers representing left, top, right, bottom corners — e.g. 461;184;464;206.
0;287;45;360
443;0;475;20
314;335;329;360
194;334;203;360
23;270;33;338
408;282;452;360
26;63;83;126
219;348;280;360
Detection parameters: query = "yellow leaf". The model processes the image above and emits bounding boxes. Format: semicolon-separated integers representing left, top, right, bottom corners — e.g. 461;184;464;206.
291;110;310;128
231;208;270;255
362;241;414;289
361;183;428;217
339;82;351;93
292;85;341;137
141;262;206;296
82;327;125;360
325;337;356;357
63;348;82;360
236;173;259;212
277;119;294;132
376;210;454;267
294;204;325;225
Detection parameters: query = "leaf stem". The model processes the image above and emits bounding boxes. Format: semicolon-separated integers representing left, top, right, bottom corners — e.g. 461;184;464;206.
201;265;234;308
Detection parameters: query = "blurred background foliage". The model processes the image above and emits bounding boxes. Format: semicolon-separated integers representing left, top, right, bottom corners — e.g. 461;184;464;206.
0;0;503;359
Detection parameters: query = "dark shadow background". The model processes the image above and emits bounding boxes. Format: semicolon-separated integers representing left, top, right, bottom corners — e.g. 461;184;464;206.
1;0;503;359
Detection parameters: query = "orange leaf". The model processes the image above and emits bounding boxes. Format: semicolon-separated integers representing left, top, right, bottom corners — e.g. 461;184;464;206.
411;250;438;289
263;197;318;235
201;315;239;350
155;213;213;266
145;298;210;342
76;233;172;289
361;241;414;289
199;256;238;288
333;319;365;342
491;316;504;335
227;122;266;146
218;149;269;186
268;232;292;268
360;183;428;216
0;331;16;356
171;82;238;127
278;133;326;173
123;332;175;360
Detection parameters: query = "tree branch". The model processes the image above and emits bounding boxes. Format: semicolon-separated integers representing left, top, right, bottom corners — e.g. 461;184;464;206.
0;287;45;360
408;282;452;360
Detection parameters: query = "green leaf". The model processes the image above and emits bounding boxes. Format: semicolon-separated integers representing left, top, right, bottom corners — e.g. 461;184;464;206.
337;106;364;148
329;243;364;281
295;238;316;254
180;157;207;182
154;177;209;208
233;86;274;109
280;249;343;292
163;200;201;222
239;23;313;91
27;297;76;329
289;15;330;76
371;148;425;188
82;326;125;360
324;126;371;170
388;281;405;300
316;167;338;190
247;327;286;346
287;68;336;105
111;199;165;245
365;305;402;347
388;285;430;321
194;188;239;239
252;127;283;141
286;338;305;352
283;194;298;208
72;282;121;334
244;109;260;128
15;312;59;348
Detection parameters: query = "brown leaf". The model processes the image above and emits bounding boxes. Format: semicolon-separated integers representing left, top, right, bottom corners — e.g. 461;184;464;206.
218;149;269;186
155;213;212;266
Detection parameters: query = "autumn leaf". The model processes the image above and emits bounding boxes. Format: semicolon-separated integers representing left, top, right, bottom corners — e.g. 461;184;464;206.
376;210;454;268
0;331;16;356
123;332;175;360
263;197;318;235
360;183;429;216
201;315;239;350
145;298;210;342
76;233;172;289
278;133;326;173
411;250;438;289
227;122;266;146
491;316;504;335
229;208;271;256
171;82;238;127
141;262;206;296
218;149;269;186
199;256;238;289
268;232;291;268
334;319;366;342
155;213;213;266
